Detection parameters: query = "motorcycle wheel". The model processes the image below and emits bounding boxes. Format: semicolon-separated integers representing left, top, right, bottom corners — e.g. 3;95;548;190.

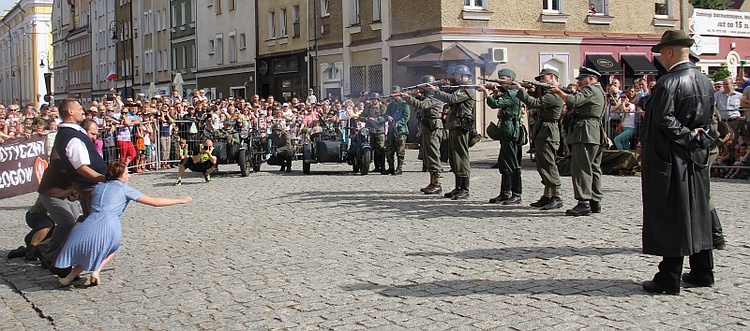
239;149;250;177
359;148;371;175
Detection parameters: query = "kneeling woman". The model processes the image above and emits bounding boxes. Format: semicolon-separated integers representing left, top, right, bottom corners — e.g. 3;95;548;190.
56;162;192;287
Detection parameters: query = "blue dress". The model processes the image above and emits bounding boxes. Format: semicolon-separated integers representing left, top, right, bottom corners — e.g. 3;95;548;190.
55;181;143;271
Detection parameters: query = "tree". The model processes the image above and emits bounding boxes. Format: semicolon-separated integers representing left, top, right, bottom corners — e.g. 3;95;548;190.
710;63;732;82
689;0;734;10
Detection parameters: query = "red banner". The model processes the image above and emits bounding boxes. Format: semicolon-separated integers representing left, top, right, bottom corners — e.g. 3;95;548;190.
0;135;49;199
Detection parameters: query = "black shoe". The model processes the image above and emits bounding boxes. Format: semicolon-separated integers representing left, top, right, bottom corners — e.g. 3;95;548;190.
392;169;402;175
279;166;286;171
424;185;442;195
24;245;38;261
452;189;470;200
530;196;551;207
49;266;73;278
565;202;592;216
489;193;511;204
681;273;714;288
502;195;522;205
381;168;393;175
490;163;499;169
373;166;382;173
539;196;563;210
590;201;601;213
7;246;26;259
443;188;459;198
642;281;680;295
714;243;726;250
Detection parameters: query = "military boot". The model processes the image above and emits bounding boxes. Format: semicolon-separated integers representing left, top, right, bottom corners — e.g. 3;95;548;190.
565;201;592;216
540;196;564;210
530;196;551;208
424;175;442;194
452;177;470;200
502;194;522;205
443;175;460;198
489;174;511;203
382;161;394;175
393;158;403;175
489;193;511;203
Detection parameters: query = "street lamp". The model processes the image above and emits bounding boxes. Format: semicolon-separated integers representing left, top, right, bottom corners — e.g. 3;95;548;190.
38;51;49;69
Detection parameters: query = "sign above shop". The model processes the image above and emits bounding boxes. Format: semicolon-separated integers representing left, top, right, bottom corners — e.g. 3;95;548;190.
692;9;750;38
690;34;720;55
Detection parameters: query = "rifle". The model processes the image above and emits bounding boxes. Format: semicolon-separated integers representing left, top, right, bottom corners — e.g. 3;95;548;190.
520;80;574;94
444;84;497;91
401;79;451;91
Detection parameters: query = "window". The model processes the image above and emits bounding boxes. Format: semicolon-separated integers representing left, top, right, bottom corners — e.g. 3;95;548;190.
588;0;609;15
292;5;301;37
268;11;276;39
655;1;672;17
373;0;381;21
208;39;215;54
229;0;235;11
191;0;196;22
229;33;237;63
207;0;213;6
464;0;485;9
172;49;177;70
182;46;188;69
239;33;247;50
192;44;197;67
171;5;177;27
542;0;561;13
181;3;187;26
215;0;221;14
321;0;329;17
350;0;360;25
280;8;288;37
215;34;223;64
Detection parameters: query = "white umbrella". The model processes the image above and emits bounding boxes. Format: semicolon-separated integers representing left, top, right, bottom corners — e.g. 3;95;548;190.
173;73;184;96
148;82;157;99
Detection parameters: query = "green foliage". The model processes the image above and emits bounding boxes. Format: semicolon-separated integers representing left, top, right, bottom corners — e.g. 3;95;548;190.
710;63;732;82
689;0;734;10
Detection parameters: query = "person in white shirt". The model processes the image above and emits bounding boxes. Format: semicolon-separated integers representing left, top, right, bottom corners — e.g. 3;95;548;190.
306;89;318;104
613;94;638;150
715;77;743;121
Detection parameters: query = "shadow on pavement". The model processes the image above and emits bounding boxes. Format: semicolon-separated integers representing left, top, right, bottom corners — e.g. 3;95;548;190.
406;246;640;261
342;278;643;297
279;190;587;219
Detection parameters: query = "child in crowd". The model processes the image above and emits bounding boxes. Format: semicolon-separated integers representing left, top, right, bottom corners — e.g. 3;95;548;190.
725;144;749;179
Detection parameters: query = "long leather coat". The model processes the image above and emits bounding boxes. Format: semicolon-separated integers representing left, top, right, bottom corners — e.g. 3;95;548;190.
641;61;714;257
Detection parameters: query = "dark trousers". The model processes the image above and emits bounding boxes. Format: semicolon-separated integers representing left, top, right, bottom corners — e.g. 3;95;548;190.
653;250;714;291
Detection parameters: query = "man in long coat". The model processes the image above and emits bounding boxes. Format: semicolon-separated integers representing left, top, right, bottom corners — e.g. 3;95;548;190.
640;30;715;295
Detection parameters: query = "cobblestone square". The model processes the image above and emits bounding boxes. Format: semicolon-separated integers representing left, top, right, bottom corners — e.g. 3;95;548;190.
2;144;749;330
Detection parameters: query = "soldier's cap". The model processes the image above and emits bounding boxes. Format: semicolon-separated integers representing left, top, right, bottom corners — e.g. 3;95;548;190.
535;68;559;81
223;118;235;125
689;49;701;63
651;30;694;53
575;66;601;79
497;69;516;80
392;86;401;93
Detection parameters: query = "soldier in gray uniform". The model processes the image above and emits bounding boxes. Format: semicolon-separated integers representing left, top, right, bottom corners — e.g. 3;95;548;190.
402;75;446;194
515;68;564;210
360;93;387;173
426;65;476;200
550;67;606;216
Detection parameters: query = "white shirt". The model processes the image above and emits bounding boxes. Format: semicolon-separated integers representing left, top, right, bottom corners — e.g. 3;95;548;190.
715;90;742;120
59;123;91;170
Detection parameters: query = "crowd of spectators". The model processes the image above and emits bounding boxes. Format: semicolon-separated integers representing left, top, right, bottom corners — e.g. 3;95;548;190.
0;88;377;172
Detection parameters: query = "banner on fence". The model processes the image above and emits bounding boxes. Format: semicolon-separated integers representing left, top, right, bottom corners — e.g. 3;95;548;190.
0;135;49;199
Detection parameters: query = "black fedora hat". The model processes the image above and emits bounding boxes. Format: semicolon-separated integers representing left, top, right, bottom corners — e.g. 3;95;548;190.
651;30;694;52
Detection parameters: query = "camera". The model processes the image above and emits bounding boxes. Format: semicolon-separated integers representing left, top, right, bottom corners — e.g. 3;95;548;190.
204;145;210;150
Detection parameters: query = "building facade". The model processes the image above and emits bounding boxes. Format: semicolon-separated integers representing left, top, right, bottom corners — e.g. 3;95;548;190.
90;0;118;101
196;0;256;100
134;0;172;98
170;0;197;97
66;0;92;106
0;0;53;108
256;0;311;101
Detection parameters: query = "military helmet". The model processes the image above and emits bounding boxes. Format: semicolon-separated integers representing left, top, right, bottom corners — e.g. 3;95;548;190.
497;69;516;80
420;75;436;84
369;92;381;100
391;86;401;93
452;65;472;77
272;123;283;131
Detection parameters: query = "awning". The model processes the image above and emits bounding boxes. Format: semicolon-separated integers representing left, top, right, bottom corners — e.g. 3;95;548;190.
653;56;668;75
398;43;484;66
585;54;623;75
621;55;658;75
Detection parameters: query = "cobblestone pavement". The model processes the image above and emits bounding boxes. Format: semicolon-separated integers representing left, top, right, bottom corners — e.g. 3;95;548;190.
2;143;749;330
